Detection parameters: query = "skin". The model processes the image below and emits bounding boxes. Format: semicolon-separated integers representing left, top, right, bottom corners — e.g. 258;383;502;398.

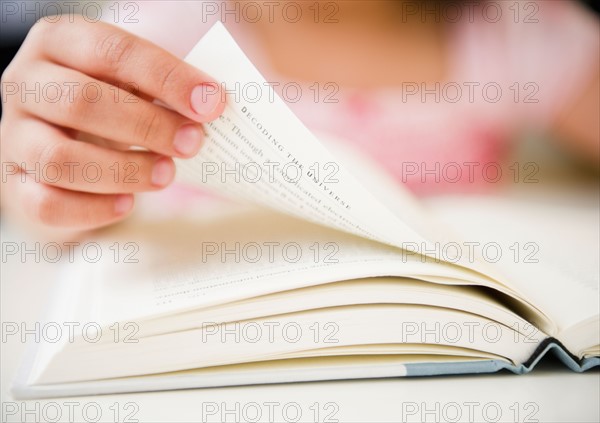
0;16;225;236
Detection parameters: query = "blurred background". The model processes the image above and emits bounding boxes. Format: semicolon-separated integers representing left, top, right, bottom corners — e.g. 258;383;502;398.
1;0;598;198
2;0;598;84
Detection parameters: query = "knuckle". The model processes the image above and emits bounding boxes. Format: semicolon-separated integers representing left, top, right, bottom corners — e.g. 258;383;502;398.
1;62;17;87
95;31;137;71
0;64;19;109
27;18;54;40
57;81;88;119
29;187;61;226
133;107;161;146
154;61;181;97
1;59;27;101
26;16;66;46
37;142;71;170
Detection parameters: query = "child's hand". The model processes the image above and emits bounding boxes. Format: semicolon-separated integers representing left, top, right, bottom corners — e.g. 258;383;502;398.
0;16;224;232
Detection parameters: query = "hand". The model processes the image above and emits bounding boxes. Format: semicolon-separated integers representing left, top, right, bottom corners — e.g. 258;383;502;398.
0;16;225;233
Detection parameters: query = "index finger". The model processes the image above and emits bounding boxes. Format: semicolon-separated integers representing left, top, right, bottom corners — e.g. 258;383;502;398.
30;16;225;122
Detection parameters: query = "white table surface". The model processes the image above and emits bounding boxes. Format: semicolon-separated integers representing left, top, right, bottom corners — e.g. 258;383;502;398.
2;188;599;423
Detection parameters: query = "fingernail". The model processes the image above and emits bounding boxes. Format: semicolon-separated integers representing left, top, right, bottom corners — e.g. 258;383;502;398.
190;84;221;117
173;124;203;156
151;157;175;187
114;194;133;215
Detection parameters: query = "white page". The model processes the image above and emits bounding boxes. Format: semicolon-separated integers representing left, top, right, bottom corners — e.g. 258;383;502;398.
428;195;600;339
176;21;431;253
36;304;541;384
88;206;505;324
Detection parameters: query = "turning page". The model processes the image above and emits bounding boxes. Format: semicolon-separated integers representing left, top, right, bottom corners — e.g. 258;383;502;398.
176;21;432;253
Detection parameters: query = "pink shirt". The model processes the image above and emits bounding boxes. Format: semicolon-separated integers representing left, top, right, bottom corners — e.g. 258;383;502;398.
116;1;599;195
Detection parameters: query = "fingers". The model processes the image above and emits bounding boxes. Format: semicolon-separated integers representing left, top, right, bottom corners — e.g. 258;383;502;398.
28;17;225;122
16;62;206;158
0;17;227;232
3;117;176;194
3;170;134;230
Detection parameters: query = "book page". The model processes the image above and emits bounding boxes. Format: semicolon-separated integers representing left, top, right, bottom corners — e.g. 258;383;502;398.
37;304;542;384
86;204;508;325
176;22;432;254
113;278;543;343
428;195;599;345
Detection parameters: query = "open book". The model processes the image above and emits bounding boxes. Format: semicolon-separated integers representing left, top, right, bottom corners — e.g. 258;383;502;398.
13;22;599;399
